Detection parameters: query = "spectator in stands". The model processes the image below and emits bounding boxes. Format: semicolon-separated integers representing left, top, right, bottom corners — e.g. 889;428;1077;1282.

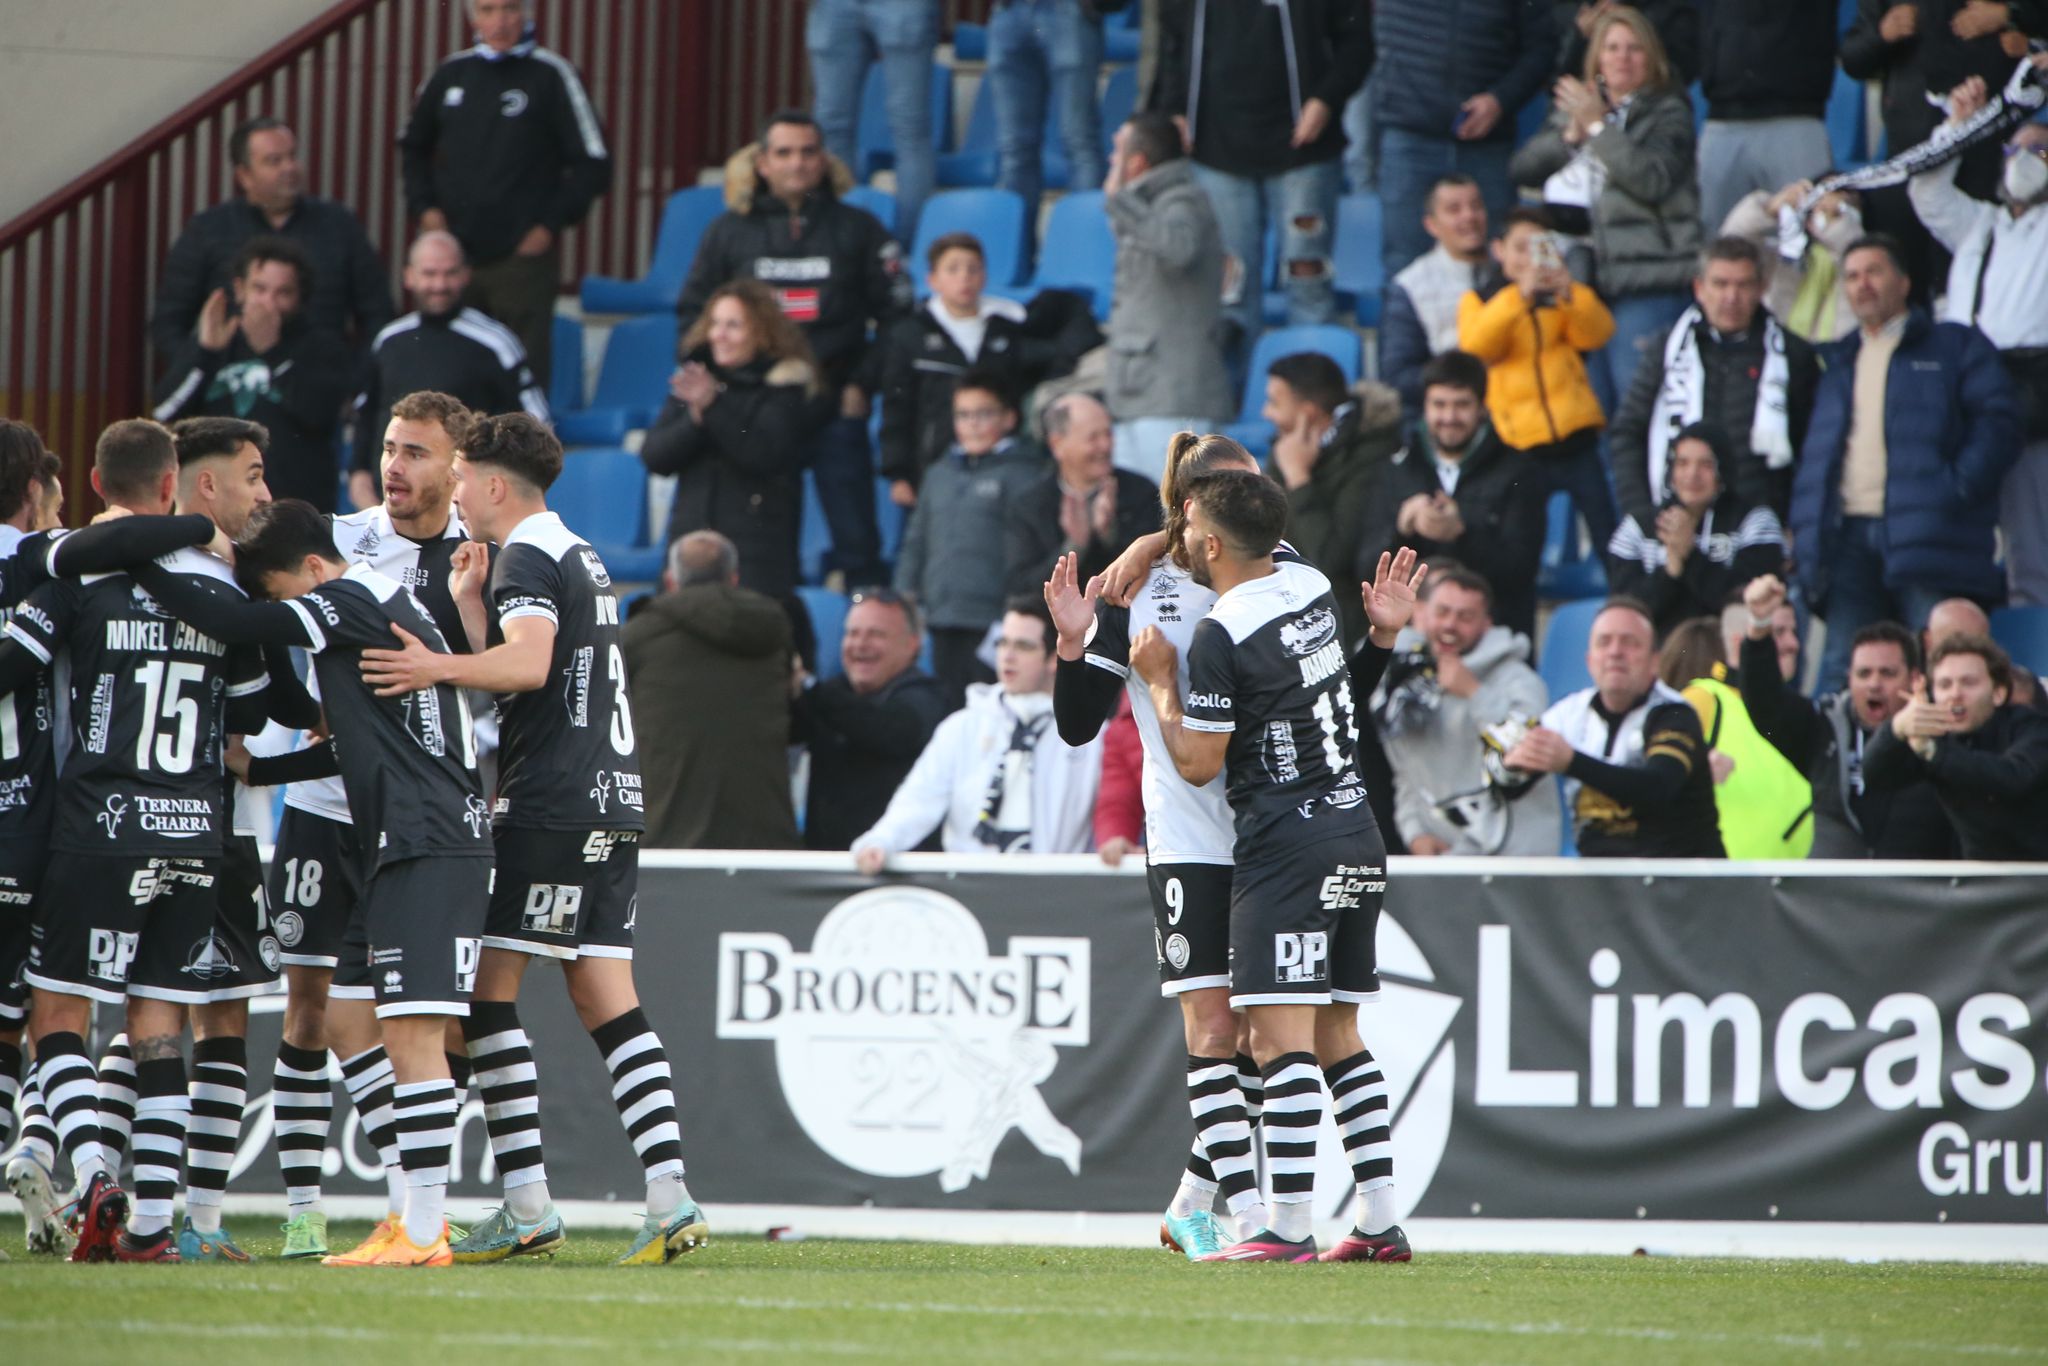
1609;237;1820;526
400;0;611;390
1264;354;1402;649
794;589;950;851
1004;393;1159;599
1459;206;1620;554
805;0;939;240
1865;631;2048;859
642;280;834;610
1911;77;2048;605
853;598;1101;866
1739;574;1958;858
1924;594;1993;656
681;110;910;588
1693;1;1838;232
1511;5;1701;408
986;0;1112;235
896;371;1045;706
623;531;799;850
1359;351;1546;640
151;116;391;366
1790;234;2022;693
1382;174;1492;418
1102;111;1235;476
1155;0;1373;351
1721;594;1803;688
1655;613;1816;859
1722;182;1865;345
151;236;353;511
1372;565;1562;856
1093;695;1144;866
879;232;1031;503
1505;596;1726;856
1373;0;1556;278
1606;422;1786;635
27;444;63;532
350;231;549;509
1552;1;1698;85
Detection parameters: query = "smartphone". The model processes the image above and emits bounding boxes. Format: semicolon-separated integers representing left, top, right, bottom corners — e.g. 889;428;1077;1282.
1529;233;1565;307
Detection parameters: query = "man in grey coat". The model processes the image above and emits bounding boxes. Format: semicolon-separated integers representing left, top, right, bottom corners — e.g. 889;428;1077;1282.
1102;110;1235;478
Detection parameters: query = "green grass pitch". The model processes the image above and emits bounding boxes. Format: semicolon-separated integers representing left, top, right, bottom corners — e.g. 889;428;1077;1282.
2;1218;2044;1364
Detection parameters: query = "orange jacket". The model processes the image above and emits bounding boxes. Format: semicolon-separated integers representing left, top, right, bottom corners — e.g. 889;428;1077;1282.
1456;282;1614;451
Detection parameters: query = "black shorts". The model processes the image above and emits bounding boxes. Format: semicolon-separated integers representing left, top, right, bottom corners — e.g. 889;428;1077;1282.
1147;862;1233;997
332;856;490;1019
484;828;639;961
267;805;363;970
26;852;220;1006
0;836;47;1025
199;834;285;1002
1227;825;1386;1010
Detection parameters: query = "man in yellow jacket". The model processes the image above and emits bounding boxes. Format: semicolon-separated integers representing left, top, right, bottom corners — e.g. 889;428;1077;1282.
1458;206;1617;552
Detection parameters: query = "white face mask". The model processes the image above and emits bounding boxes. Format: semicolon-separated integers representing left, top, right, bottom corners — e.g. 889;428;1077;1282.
2003;151;2048;206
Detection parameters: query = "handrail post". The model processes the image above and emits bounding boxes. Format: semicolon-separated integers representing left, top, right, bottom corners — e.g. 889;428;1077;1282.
105;166;151;429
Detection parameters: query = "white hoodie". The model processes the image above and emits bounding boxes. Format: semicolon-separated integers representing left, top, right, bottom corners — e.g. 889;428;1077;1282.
855;684;1101;856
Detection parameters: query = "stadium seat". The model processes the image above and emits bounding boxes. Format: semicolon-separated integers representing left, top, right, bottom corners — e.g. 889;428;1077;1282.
550;447;664;583
799;586;852;678
554;315;676;446
911;189;1031;289
1827;68;1869;169
1104;23;1139;63
1331;194;1385;327
1538;491;1609;601
1539;598;1603;701
844;185;897;229
1027;190;1116;317
855;62;954;181
953;21;988;60
1221;323;1361;457
1991;606;2048;675
549;314;586;416
578;184;723;314
935;79;1001;188
801;469;832;584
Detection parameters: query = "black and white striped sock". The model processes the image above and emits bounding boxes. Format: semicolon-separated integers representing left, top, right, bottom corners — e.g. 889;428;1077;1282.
1234;1051;1264;1131
183;1036;247;1232
464;1001;550;1214
17;1061;58;1171
1324;1049;1396;1234
272;1042;332;1216
589;1008;686;1208
1261;1052;1324;1241
95;1034;137;1171
1186;1054;1262;1218
34;1033;106;1183
446;1049;474;1102
0;1040;21;1153
392;1079;456;1245
129;1055;189;1237
339;1046;406;1214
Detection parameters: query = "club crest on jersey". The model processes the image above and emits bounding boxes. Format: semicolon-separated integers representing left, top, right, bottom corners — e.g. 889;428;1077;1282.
579;547;612;588
463;795;490;838
128;584;173;619
590;769;614;813
351;525;382;559
273;910;305;948
98;794;129;838
181;932;239;981
1279;606;1336;658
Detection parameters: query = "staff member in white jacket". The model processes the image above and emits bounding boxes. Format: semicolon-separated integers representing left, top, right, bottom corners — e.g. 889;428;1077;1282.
854;598;1101;868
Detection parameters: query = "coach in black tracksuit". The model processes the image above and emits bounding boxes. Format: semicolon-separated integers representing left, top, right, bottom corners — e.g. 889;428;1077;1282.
400;15;610;390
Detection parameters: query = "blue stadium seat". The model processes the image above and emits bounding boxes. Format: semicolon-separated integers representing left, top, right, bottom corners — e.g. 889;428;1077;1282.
1332;194;1385;327
549;314;586;416
1689;81;1707;135
554;315;676;446
1991;606;2048;675
1104;24;1139;62
1538;491;1609;601
1028;190;1116;317
1827;68;1869;170
800;470;832;585
1221;324;1361;457
953;21;988;60
550;447;663;583
1098;66;1138;160
1539;598;1603;702
578;185;724;314
911;189;1031;289
856;62;954;181
843;185;898;229
936;79;1001;187
799;586;852;678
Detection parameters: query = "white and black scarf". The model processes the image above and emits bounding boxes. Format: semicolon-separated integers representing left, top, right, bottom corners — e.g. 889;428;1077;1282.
1645;306;1794;504
972;705;1053;852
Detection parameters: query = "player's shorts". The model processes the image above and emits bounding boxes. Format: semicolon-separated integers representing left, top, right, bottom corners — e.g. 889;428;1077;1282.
332;855;490;1019
267;805;363;969
484;828;640;961
26;852;221;1006
1226;824;1386;1010
199;834;285;1002
1147;861;1233;997
0;836;49;1025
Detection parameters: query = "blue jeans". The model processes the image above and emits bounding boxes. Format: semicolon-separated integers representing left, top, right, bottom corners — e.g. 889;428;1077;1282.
812;415;886;587
1814;517;1950;695
987;0;1105;229
1377;128;1514;279
1191;159;1342;363
806;0;939;242
1589;290;1691;422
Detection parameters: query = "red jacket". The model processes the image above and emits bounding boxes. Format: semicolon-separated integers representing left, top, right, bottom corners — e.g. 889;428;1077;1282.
1093;697;1145;850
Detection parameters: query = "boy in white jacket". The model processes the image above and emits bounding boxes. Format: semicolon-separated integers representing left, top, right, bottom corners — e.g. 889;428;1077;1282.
855;599;1102;868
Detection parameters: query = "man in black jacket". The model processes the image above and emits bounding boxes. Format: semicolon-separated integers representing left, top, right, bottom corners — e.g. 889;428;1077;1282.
1003;394;1159;600
151;237;354;511
151;117;391;367
1738;573;1958;858
793;591;949;851
400;0;611;389
1864;629;2048;859
1358;351;1546;639
1695;0;1838;231
681;110;913;587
